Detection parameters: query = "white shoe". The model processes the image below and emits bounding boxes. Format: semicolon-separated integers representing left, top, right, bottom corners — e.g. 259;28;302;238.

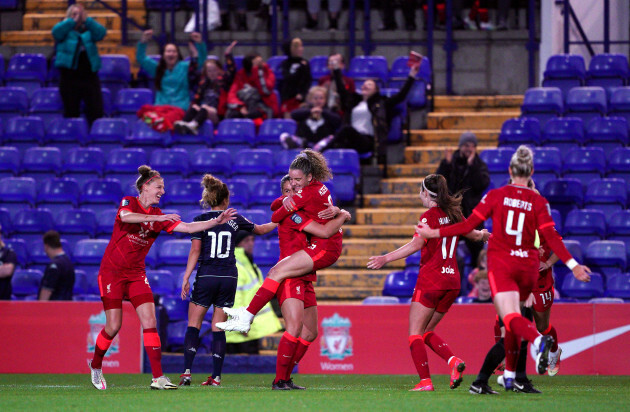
497;375;505;388
548;347;562;377
151;375;178;390
216;307;252;333
88;360;107;390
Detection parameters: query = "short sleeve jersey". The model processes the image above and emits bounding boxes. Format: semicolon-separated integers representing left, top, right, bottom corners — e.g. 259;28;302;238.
537;231;557;283
192;211;255;278
474;184;555;264
0;246;18;299
413;207;461;291
100;196;181;273
40;253;75;300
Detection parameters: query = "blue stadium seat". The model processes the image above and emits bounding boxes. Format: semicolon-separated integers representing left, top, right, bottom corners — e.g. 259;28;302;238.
5;53;47;98
328;174;355;203
608;87;630;130
157;239;191;275
520;87;564;127
541;117;584;152
585;240;627;278
80;179;123;215
324;149;361;176
586;53;629;92
348;56;389;86
73;239;109;265
146;269;176;296
0;146;19;178
240;209;269;226
479;148;513;188
542;54;586;100
607;210;630;264
233;149;274;191
257;118;297;148
498;117;541;148
114;88;154;124
4;238;27;267
44;118;89;155
253;239;279;271
0;87;29;124
362;296;400;305
27;238;71;272
99;87;113;117
267;55;287;82
171;120;213;152
382;269;416;299
553;239;582;287
0;176;37;217
584;116;628;156
407;81;428;109
606;273;630;299
46;56;59;87
249;179;279;207
11;269;44;298
95;209;118;239
29;87;63;127
163;179;200;216
550;209;563;235
584;178;627;222
150;148;190;181
561;272;604;298
190;148;231;179
405;250;421;270
4;116;45;152
37;177;81;215
226;179;250;209
63;148;105;189
89;118;129;156
55;209;98;250
81;267;100;295
532;147;562;190
542;178;583;221
563;209;607;251
0;208;12;236
71;269;87;295
309;55;329;80
273;149;301;178
21;147;62;181
165;320;194;351
214;118;256;151
98;55;131;99
562;147;606;189
125;120;171;158
104;148;147;184
565;86;607;126
12;208;55;244
606;147;630;195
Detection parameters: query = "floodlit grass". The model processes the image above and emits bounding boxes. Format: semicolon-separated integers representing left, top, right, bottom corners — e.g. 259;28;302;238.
1;374;628;411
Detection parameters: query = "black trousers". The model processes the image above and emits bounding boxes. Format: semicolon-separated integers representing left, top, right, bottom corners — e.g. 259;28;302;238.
331;125;374;153
59;67;104;126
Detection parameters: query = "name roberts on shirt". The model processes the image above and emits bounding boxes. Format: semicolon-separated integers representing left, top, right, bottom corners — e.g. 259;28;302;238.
503;197;532;211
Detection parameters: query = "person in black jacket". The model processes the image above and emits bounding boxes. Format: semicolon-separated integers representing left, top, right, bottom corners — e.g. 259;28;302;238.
279;38;312;117
436;132;490;267
315;59;418;165
38;230;75;301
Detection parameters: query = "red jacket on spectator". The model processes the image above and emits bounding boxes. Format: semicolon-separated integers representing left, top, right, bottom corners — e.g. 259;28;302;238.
228;63;279;118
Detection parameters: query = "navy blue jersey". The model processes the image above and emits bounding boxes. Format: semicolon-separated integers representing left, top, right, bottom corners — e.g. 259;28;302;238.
192;212;255;278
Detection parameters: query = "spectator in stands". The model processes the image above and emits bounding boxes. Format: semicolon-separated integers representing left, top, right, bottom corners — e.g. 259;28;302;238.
470;270;492;303
467;248;487;298
0;227;18;300
52;4;106;126
226;231;282;354
280;86;341;150
303;0;341;31
174;40;237;134
38;230;75;301
317;53;355;116
436;132;490;267
314;61;418;163
279;38;312;117
226;54;279;122
380;0;417;31
218;0;248;31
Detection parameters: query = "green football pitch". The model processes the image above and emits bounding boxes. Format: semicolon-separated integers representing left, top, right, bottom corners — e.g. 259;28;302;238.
1;374;628;411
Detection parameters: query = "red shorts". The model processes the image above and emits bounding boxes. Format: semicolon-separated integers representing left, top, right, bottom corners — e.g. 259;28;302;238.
276;278;317;308
411;288;459;313
98;268;154;310
487;254;538;301
532;285;554;312
304;239;341;272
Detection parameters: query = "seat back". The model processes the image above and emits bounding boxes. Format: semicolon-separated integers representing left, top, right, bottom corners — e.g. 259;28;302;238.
561;272;604;298
215;118;256;148
606;273;630;298
233;149;274;176
541;116;584;150
309;55;330;79
585;240;627;276
544;54;586;79
5;116;45;145
73;239;109;265
382;269;416;298
585;116;628;155
146;269;176;296
0;146;20;177
29;87;63;114
562;147;606;188
37;177;81;210
22;147;62;177
324;149;361;176
348;56;389;85
150;148;190;179
250;179;279;206
498;117;541;147
0;87;29;118
256;118;297;147
11;268;44;297
225;179;249;209
190;148;232;177
585;178;627;207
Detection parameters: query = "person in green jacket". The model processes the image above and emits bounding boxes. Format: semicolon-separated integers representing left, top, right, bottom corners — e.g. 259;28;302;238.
52;4;107;126
136;29;207;111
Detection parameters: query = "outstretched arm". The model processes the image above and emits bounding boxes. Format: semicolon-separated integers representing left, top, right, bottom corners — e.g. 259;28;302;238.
463;228;491;243
253;222;278;235
303;210;351;238
367;235;425;270
173;208;238;233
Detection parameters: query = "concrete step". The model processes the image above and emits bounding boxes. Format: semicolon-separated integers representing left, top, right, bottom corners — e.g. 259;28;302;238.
427;111;521;130
404;145;494;164
331;256;406;269
409;129;500;146
317;269;390;287
23;11;146;31
380;177;425;194
315;286;383;300
342;224;416;239
1;29;122;45
362;194;423;208
27;0;145;12
341;238;409;256
385;163;438;178
433;95;523;112
356;208;426;225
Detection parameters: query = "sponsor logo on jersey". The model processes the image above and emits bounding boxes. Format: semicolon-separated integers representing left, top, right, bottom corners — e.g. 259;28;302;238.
421;218;428;224
441;266;455;274
291;213;303;224
510;249;529;258
320;313;353;360
87;311;120;355
138;227;149;238
319;185;328;196
121;199;129;207
106;284;111;294
296;285;301;295
438;217;450;225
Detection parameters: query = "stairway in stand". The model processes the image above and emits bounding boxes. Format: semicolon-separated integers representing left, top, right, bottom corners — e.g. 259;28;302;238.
315;95;523;302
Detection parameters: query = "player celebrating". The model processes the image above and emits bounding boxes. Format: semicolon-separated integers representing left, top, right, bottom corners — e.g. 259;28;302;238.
178;174;277;387
417;146;591;392
217;150;344;336
271;175;351;390
88;165;237;391
367;174;489;391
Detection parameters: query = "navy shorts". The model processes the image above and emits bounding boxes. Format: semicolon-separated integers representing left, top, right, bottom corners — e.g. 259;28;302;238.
191;275;237;309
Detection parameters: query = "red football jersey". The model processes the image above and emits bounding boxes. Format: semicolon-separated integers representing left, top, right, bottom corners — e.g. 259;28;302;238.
413;207;461;291
100;196;180;274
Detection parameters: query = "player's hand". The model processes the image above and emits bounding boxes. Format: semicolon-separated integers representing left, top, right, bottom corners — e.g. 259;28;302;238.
216;208;237;224
539;261;550;272
367;255;387;270
318;203;339;219
480;229;491;243
524;293;534;308
415;222;438;239
181;280;190;300
340;209;352;222
141;29;153;43
225;40;237;55
282;196;297;212
158;213;182;222
573;264;591;282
